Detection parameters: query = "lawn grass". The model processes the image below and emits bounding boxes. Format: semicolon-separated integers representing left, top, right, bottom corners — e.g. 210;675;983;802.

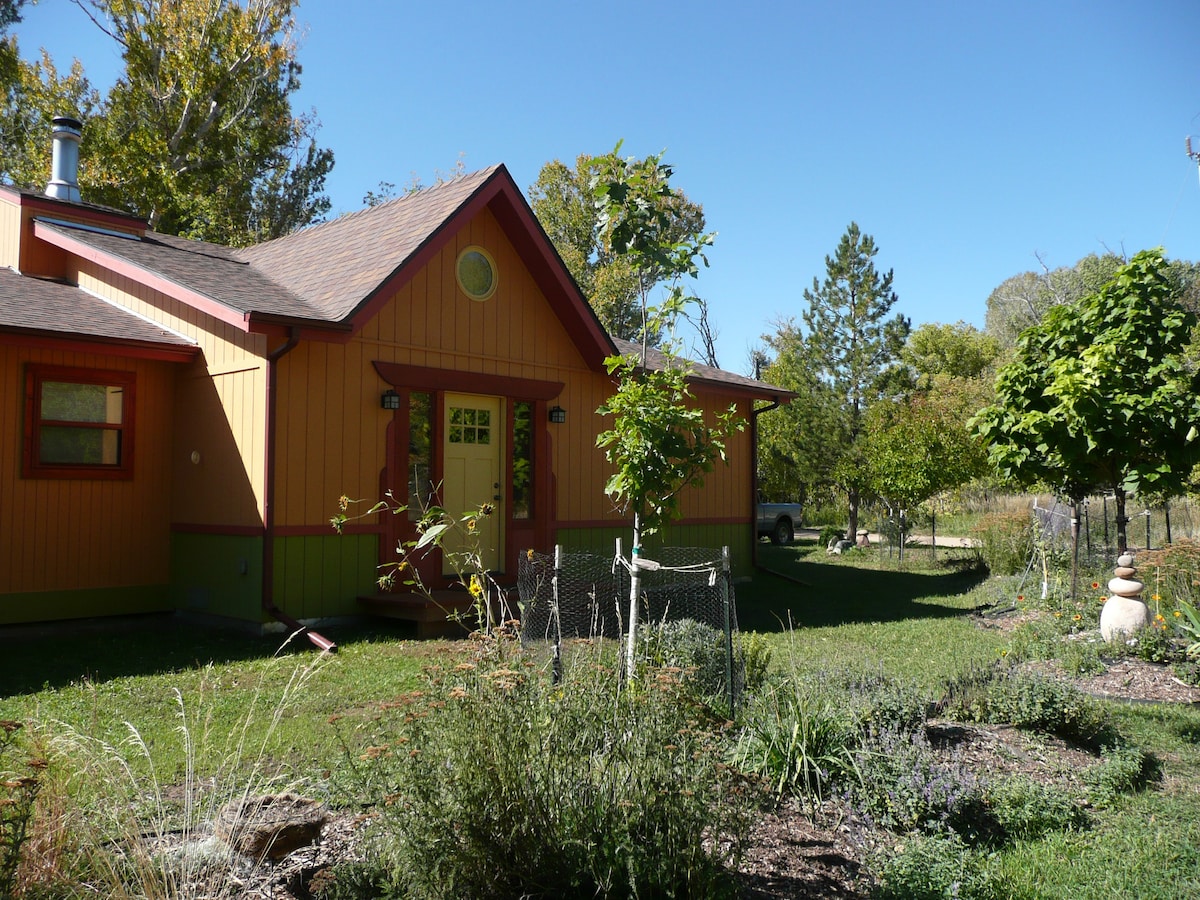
2;549;1199;898
742;541;1001;691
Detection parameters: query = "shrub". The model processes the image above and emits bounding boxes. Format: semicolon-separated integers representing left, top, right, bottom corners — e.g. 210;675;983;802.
945;670;1114;751
971;511;1034;576
872;831;976;899
818;524;845;548
985;777;1086;841
1082;744;1161;807
339;640;749;899
853;725;988;839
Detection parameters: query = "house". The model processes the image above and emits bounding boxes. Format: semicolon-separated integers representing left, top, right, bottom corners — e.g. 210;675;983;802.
0;117;792;638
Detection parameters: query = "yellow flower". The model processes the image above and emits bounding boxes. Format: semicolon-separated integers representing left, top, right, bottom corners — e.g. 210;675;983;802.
1073;614;1082;621
1174;610;1183;618
468;575;484;599
1152;594;1161;601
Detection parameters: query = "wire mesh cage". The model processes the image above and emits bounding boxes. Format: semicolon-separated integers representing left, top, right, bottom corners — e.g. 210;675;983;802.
518;544;745;711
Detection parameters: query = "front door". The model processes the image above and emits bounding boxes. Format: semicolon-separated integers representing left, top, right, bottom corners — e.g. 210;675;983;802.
442;393;503;574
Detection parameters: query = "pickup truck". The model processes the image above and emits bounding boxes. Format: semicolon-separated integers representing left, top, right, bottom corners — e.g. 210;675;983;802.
757;501;804;545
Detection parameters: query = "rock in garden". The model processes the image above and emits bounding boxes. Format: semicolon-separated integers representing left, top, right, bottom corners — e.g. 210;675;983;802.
215;792;328;861
1100;595;1149;642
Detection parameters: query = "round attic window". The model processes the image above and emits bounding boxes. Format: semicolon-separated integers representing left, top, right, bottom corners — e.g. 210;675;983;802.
456;246;497;301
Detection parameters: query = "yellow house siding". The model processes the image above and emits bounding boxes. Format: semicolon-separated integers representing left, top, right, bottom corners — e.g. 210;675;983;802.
0;344;176;595
0;198;19;270
73;262;269;528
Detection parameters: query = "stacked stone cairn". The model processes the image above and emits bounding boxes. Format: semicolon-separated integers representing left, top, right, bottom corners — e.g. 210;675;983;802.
1099;553;1149;642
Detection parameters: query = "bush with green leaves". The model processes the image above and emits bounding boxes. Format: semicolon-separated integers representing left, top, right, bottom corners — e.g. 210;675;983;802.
1082;743;1161;807
737;630;773;696
872;831;982;900
971;511;1034;576
985;777;1087;841
332;639;750;899
853;725;988;839
943;669;1113;750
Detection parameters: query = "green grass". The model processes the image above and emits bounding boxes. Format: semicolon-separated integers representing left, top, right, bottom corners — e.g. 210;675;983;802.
2;549;1199;898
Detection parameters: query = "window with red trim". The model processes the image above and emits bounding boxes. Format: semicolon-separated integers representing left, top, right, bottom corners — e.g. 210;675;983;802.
24;365;135;479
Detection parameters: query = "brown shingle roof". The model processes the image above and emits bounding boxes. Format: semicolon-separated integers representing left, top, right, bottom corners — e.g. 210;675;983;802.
235;166;503;321
610;337;793;400
0;268;195;349
33;222;323;321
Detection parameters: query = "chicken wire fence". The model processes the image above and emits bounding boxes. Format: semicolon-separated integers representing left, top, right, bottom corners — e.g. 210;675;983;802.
518;544;744;711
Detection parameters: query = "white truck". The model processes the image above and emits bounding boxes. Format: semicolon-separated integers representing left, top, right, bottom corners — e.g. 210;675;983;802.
756;501;803;545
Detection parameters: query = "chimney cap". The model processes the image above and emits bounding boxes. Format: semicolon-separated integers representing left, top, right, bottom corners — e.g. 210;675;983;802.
52;115;83;132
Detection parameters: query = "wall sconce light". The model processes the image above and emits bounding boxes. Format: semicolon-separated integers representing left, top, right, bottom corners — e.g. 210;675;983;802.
381;389;401;410
548;405;566;424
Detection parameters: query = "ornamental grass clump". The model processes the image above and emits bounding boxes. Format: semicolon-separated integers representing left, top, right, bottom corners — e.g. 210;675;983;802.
732;678;861;805
334;637;750;900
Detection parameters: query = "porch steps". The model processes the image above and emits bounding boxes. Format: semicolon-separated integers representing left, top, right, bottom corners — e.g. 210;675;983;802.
356;590;476;639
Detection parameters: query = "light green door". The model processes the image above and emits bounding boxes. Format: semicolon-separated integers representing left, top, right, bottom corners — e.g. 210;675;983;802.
443;393;503;574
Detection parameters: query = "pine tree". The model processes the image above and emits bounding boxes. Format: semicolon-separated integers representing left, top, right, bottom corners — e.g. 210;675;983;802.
800;222;909;538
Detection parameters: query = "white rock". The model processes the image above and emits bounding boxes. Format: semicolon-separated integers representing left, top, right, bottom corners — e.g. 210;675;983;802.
1107;576;1144;597
1100;596;1149;642
1117;554;1135;568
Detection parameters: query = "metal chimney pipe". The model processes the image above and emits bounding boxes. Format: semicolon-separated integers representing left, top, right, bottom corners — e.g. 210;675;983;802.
46;116;82;202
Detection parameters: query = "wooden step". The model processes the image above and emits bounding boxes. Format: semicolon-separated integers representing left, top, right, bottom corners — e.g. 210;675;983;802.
357;590;477;639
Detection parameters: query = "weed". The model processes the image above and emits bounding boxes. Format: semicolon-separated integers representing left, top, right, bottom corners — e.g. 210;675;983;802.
971;511;1034;577
1;720;44;898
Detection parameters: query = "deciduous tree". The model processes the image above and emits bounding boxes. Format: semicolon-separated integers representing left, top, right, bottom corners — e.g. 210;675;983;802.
590;145;740;678
974;249;1200;591
2;0;333;246
529;151;707;346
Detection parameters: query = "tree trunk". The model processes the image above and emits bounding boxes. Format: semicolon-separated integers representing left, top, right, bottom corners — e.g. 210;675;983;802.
624;515;643;680
847;489;859;545
1070;500;1081;602
1115;490;1128;555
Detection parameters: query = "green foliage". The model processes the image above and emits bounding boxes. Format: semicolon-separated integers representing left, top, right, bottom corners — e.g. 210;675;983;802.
1;0;333;245
970;510;1034;576
943;669;1113;750
903;321;1001;384
0;720;43;898
596;359;741;537
974;250;1200;550
337;643;749;900
862;387;990;514
737;630;773;696
984;252;1125;350
528;151;706;344
732;678;861;804
765;222;910;537
985;777;1087;840
868;830;1008;900
1082;743;1161;807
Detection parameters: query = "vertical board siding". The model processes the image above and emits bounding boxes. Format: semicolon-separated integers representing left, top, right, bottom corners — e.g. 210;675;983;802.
0;199;20;269
0;344;176;597
75;263;268;528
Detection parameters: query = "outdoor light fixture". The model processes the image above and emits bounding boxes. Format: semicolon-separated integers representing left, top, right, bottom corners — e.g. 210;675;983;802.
381;389;401;410
548;405;566;424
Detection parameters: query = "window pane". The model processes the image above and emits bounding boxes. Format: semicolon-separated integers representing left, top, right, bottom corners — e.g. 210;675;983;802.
39;426;121;465
42;382;123;424
512;401;533;519
408;392;434;521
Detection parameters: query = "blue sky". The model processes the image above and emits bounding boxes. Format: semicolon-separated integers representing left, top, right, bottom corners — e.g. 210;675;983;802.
14;0;1200;374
